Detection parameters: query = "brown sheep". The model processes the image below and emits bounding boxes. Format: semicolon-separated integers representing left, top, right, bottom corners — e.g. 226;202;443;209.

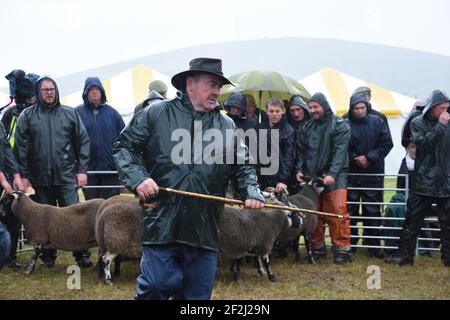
11;191;104;274
95;195;141;284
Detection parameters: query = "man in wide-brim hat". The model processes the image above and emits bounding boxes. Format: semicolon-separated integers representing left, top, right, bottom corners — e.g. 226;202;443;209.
113;57;265;300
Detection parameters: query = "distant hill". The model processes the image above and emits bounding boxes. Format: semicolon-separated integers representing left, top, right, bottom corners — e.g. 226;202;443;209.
25;37;450;98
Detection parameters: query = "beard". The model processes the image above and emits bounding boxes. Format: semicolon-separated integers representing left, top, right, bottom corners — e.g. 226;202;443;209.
44;97;56;105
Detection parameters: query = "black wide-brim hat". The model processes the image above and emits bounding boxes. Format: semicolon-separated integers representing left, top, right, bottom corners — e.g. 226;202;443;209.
171;57;234;91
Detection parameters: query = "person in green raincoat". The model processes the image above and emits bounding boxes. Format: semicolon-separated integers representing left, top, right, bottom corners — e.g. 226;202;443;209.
113;58;265;300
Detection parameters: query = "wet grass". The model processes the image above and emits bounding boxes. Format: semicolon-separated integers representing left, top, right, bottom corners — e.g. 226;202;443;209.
2;178;445;300
0;248;448;300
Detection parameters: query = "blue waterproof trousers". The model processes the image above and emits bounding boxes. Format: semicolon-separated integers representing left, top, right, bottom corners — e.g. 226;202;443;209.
136;244;218;300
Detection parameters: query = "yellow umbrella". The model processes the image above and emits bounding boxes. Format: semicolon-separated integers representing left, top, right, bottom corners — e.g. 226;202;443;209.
219;70;310;110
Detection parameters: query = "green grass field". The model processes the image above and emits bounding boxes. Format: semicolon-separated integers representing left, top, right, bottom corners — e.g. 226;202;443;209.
0;248;448;300
2;178;447;300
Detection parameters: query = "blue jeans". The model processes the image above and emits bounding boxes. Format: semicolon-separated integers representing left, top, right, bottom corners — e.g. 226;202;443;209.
136;244;218;300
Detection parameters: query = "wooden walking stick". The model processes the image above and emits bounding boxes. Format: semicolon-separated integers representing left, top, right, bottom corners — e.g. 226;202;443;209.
140;187;344;219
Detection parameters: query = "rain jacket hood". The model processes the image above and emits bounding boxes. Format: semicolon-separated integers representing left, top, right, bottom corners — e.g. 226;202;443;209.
224;92;247;118
309;92;333;121
287;95;310;124
36;76;60;108
410;89;450;196
82;77;107;105
134;90;166;113
288;95;309;111
145;90;165;105
422;90;450;117
348;93;370;122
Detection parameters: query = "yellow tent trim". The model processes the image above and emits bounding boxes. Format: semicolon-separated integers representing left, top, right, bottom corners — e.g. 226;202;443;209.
60;96;69;105
368;83;401;118
132;65;153;105
320;68;349;116
102;79;112;103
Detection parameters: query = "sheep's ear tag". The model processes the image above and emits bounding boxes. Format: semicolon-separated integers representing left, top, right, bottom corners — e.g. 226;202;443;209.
25;186;36;196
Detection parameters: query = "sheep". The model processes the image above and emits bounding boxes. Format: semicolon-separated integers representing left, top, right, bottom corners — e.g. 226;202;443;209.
272;178;324;263
95;195;141;284
10;191;105;274
218;193;301;282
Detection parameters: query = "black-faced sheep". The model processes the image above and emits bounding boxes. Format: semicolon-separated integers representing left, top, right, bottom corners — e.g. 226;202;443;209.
272;178;324;263
218;193;301;282
95;195;141;284
10;191;104;274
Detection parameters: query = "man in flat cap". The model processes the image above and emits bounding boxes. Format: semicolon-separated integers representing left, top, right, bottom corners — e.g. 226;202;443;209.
113;57;264;300
134;80;169;113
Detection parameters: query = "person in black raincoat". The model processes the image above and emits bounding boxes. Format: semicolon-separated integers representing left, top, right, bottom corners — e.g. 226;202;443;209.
0;121;19;195
0;69;35;269
134;80;168;113
284;95;310;194
401;99;427;148
295;92;352;264
386;90;450;266
75;77;125;201
343;87;391;210
223;92;257;132
344;86;390;127
398;98;440;255
223;92;258;185
345;94;393;258
256;96;297;259
258;97;296;192
286;95;310;133
353;87;392;171
0;121;17;270
14;76;90;268
385;141;439;255
113;58;265;300
246;94;269;128
134;90;166;113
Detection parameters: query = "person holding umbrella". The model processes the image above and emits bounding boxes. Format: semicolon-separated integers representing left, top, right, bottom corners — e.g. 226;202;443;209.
246;94;268;128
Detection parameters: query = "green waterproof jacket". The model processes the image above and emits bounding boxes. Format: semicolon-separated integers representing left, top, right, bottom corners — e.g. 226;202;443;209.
14;76;90;186
113;92;264;251
411;90;450;197
295;93;350;192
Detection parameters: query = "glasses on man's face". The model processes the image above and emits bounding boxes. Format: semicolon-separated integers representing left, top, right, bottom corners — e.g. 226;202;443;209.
41;88;56;93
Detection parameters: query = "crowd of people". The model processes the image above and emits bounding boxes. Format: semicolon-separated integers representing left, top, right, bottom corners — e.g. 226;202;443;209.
1;57;449;300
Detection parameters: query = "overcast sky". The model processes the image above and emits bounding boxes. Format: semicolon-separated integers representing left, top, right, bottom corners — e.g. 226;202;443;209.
1;0;449;89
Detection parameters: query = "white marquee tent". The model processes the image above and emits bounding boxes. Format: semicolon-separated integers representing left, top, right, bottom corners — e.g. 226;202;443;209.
299;67;418;175
61;64;176;122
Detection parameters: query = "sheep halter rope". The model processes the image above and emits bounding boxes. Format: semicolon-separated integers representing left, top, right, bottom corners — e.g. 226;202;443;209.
139;187;344;219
